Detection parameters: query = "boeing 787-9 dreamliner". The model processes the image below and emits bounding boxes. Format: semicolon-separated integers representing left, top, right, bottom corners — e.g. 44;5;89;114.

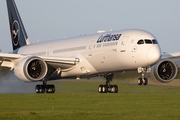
1;0;180;93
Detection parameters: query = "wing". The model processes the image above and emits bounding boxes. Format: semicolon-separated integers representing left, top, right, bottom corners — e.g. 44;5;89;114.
40;56;79;69
161;52;180;59
0;53;22;69
0;53;22;61
0;53;79;70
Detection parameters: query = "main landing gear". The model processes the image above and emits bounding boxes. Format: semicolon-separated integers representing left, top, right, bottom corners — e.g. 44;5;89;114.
98;74;118;93
35;84;55;93
35;77;55;94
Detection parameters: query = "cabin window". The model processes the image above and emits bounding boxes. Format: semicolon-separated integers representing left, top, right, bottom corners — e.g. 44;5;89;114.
137;40;144;45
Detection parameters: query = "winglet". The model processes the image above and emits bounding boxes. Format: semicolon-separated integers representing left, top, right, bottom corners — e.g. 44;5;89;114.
6;0;31;51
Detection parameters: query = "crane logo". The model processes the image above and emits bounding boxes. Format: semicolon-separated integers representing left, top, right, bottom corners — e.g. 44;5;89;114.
12;20;20;46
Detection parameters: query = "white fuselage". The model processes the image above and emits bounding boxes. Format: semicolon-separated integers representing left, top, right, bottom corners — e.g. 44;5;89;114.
17;29;161;78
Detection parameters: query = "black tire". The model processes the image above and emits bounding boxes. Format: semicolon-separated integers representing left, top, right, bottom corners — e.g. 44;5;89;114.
39;85;45;93
46;85;55;93
109;85;118;93
35;85;40;93
102;85;108;93
98;85;103;93
51;85;55;93
109;85;114;93
46;85;50;93
143;78;148;85
138;78;143;85
114;85;118;93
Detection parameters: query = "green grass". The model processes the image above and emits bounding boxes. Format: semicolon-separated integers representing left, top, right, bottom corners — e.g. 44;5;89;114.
1;94;180;120
1;79;180;120
53;79;180;94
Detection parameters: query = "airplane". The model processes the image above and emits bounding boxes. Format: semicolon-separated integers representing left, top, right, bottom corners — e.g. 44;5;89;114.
1;0;179;94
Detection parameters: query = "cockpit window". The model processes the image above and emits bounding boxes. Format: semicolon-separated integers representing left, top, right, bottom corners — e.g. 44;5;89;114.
145;39;152;44
137;39;158;45
152;39;158;44
137;40;144;45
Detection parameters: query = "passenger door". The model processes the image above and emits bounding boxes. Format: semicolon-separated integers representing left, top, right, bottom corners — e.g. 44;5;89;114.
120;36;129;52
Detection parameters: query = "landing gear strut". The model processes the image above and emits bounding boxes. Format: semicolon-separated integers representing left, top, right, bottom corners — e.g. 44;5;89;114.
98;74;118;93
35;77;55;94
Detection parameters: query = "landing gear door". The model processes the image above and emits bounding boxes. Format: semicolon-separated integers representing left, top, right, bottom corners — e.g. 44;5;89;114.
120;36;129;52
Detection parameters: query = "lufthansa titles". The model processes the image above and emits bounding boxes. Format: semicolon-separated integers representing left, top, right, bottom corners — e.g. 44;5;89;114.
97;34;121;43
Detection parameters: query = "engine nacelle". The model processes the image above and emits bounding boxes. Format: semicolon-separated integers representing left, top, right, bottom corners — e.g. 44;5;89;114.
14;56;48;82
147;59;178;83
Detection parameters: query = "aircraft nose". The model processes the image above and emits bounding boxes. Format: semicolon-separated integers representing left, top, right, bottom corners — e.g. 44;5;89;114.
147;45;161;65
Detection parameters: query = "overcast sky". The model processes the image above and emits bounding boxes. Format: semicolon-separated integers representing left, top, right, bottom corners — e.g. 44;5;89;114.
0;0;180;53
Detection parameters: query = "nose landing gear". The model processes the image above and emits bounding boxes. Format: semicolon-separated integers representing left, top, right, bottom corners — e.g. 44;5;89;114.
137;67;150;86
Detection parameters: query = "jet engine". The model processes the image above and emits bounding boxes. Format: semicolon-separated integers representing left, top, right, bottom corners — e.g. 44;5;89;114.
14;56;48;82
147;59;178;83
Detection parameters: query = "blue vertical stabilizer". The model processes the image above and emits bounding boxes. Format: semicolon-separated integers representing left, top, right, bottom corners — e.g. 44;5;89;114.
6;0;31;51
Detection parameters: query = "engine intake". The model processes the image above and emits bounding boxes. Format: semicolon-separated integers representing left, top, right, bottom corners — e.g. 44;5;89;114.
158;61;174;80
14;56;48;82
147;59;178;83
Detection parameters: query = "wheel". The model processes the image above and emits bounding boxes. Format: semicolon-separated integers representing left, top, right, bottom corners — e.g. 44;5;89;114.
39;85;45;93
114;85;118;93
108;85;118;93
143;78;148;85
109;85;114;93
110;85;118;93
110;85;116;93
102;85;108;93
98;85;103;93
50;85;55;93
138;78;143;85
35;85;40;93
46;85;55;93
36;85;45;93
46;85;51;93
